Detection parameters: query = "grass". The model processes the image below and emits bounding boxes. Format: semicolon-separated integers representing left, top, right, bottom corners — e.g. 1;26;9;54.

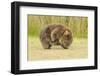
28;36;88;61
28;15;88;38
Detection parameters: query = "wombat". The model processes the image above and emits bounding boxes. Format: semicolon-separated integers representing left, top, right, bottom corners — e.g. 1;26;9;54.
40;24;73;49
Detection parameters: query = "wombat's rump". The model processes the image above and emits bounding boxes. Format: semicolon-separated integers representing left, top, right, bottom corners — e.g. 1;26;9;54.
40;24;73;49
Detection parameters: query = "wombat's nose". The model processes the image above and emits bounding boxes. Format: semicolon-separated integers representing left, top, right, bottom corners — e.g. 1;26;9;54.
66;34;71;40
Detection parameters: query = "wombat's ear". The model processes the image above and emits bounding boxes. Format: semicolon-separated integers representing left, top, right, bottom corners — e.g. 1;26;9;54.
51;28;58;42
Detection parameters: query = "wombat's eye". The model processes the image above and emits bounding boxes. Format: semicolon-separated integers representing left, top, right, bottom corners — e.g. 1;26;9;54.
66;34;71;39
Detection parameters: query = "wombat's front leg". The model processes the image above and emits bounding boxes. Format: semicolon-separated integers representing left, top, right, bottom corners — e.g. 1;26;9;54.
42;43;51;49
41;41;51;49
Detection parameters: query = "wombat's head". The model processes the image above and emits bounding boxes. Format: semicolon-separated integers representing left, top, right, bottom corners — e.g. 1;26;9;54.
59;30;73;48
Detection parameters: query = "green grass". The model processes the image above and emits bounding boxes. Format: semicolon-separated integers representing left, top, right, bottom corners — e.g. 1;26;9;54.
28;36;88;61
28;15;88;38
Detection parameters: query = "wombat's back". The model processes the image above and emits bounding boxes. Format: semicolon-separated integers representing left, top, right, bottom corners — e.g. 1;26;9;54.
40;24;66;42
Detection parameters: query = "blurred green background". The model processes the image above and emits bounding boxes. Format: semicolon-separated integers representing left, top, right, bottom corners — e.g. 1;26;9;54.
28;15;88;38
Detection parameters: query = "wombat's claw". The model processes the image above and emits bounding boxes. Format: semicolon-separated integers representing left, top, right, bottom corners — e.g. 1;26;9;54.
61;45;68;49
63;47;68;49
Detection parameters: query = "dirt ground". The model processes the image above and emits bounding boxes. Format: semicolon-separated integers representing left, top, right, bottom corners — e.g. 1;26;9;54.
28;37;88;61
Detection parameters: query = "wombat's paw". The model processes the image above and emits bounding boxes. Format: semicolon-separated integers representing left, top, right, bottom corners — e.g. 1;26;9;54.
42;44;51;49
61;45;68;49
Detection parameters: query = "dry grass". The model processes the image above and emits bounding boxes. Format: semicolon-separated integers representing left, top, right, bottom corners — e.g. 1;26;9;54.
28;37;88;61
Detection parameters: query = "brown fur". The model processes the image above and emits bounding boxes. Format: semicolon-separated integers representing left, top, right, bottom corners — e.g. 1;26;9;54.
40;24;73;49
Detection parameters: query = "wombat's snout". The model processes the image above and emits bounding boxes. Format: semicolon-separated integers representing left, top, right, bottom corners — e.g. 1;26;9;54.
66;34;72;40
